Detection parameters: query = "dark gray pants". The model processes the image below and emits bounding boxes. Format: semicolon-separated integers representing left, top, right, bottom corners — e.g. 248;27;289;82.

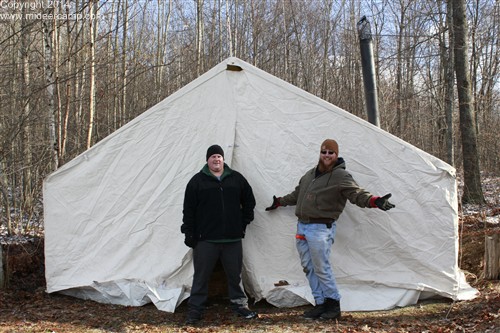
188;240;248;312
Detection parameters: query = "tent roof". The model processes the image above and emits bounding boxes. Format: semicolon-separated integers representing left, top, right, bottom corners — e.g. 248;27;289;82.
43;57;477;312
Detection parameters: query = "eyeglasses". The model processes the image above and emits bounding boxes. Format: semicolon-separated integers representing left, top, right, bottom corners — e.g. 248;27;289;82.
321;150;336;155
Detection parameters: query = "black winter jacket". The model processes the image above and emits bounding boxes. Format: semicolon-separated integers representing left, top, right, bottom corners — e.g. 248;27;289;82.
181;163;256;241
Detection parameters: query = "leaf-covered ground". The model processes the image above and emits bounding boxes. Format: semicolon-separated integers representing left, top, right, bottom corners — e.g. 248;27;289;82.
1;173;499;333
0;279;499;333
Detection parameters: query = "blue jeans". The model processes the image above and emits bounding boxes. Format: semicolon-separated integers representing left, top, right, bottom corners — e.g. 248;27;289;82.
296;221;340;305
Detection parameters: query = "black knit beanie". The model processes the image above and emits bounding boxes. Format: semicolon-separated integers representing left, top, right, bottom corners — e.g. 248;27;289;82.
206;145;224;161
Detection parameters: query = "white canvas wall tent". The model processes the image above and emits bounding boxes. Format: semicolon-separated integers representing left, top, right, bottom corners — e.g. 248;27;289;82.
43;57;477;313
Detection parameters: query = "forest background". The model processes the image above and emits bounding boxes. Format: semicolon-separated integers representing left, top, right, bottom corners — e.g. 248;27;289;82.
0;0;499;237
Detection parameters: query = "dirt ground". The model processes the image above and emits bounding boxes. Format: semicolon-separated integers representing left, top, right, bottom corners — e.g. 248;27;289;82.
1;175;499;333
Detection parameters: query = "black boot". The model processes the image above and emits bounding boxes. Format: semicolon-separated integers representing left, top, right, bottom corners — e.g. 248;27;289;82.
185;309;202;325
302;302;326;319
234;306;258;319
319;298;341;320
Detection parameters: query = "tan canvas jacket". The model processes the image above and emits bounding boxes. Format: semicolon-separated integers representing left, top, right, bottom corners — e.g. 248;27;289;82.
280;158;375;222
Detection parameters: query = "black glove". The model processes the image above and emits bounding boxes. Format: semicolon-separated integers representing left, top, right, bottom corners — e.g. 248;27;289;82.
375;193;395;211
265;195;281;211
184;234;198;248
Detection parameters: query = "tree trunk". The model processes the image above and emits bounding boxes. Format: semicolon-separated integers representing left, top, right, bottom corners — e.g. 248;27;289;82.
53;6;62;160
0;166;12;235
451;0;485;204
74;0;83;150
121;0;128;125
87;0;97;149
444;0;455;166
112;0;121;130
483;234;500;280
226;0;233;57
42;7;59;170
21;4;33;203
395;6;405;139
281;0;289;82
289;2;309;91
155;0;171;103
320;0;333;100
196;0;204;76
60;2;74;163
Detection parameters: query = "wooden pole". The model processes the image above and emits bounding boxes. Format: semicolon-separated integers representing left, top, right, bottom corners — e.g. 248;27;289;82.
484;233;500;280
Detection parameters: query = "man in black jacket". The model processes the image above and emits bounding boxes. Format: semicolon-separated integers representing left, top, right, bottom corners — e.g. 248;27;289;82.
181;144;257;325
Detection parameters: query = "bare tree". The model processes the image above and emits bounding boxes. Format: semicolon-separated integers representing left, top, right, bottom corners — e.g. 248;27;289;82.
226;0;233;57
444;0;455;166
86;0;97;149
121;0;129;126
43;5;59;170
1;0;499;236
196;0;204;75
451;0;485;204
21;4;34;211
468;1;500;172
320;0;334;100
155;0;172;103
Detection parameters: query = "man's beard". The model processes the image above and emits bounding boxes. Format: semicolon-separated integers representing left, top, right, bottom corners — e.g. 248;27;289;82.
317;157;337;173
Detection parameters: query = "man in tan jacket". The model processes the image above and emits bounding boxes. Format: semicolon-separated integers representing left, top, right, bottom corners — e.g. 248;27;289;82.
266;139;395;320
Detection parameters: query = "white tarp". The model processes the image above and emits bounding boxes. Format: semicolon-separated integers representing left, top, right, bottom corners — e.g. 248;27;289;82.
43;57;477;313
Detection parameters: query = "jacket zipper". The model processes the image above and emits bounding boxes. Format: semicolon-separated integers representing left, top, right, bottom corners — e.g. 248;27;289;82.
299;174;317;219
219;181;226;234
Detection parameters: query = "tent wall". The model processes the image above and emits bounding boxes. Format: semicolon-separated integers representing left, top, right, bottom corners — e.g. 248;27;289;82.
43;57;476;313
